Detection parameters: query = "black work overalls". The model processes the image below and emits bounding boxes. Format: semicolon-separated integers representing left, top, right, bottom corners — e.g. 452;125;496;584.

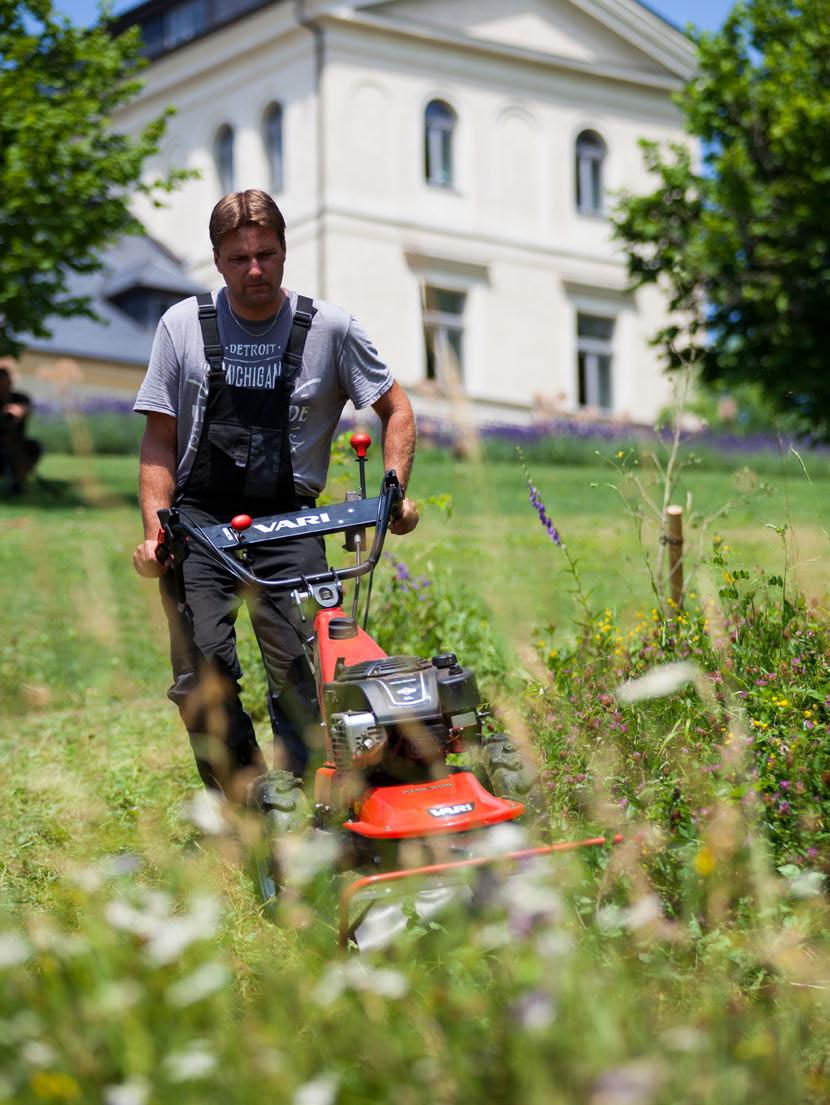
161;291;326;793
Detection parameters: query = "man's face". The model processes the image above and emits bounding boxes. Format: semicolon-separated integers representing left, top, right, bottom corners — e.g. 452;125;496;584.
214;224;286;320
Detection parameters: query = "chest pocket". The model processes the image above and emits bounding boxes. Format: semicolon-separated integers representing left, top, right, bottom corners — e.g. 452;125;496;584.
208;421;285;500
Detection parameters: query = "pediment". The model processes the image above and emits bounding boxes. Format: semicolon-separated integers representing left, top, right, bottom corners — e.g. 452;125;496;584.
343;0;694;81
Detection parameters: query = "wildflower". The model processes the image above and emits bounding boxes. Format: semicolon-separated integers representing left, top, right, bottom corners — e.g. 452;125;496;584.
104;1081;150;1105
166;962;230;1008
615;661;698;704
521;462;561;545
162;1043;216;1083
512;990;555;1031
778;801;791;815
693;846;715;877
294;1075;339;1105
30;1072;80;1100
0;930;30;968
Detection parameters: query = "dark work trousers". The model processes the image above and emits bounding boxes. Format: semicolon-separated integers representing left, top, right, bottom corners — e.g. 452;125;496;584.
160;522;327;795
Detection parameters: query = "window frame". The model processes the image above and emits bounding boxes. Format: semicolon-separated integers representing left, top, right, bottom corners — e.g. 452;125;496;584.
262;102;284;194
214;123;235;195
575;129;606;216
424;99;457;189
422;284;466;385
576;312;615;411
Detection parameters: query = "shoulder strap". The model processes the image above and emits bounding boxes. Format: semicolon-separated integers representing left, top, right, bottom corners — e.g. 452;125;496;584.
196;293;224;377
281;295;316;381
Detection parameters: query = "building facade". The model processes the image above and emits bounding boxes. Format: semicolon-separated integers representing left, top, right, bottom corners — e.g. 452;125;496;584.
114;0;695;424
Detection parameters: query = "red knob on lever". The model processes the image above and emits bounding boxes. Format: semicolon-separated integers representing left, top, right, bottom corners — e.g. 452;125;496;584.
230;514;253;532
350;432;371;459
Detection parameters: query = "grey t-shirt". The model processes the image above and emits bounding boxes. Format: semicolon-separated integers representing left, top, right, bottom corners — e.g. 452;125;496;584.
133;288;393;498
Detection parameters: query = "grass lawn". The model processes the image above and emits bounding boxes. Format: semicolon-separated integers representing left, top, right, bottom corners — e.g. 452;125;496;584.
0;447;827;915
1;447;827;714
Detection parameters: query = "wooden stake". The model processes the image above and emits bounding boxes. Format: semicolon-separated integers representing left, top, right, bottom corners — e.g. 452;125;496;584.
666;505;683;609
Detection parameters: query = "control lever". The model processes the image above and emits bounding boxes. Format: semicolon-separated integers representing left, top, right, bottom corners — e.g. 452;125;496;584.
350;432;370;499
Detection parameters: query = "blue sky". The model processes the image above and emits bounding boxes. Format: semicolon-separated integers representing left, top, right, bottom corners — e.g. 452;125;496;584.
55;0;734;33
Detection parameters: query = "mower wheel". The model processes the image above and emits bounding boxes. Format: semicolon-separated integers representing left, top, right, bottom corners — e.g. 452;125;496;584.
475;732;545;817
248;770;310;916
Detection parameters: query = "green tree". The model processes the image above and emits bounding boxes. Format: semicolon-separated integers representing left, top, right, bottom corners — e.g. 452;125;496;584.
0;0;187;356
612;0;830;438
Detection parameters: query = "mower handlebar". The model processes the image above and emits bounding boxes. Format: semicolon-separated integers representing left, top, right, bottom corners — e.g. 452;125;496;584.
157;470;402;594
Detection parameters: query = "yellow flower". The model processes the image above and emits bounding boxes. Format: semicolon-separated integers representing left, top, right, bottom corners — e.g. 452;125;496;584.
616;450;625;458
778;698;789;708
694;846;716;877
31;1073;80;1101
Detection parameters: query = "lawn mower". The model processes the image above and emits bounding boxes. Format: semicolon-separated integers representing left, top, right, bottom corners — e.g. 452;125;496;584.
158;434;620;948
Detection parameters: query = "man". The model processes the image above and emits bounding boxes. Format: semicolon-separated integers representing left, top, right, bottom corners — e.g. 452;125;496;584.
133;190;418;800
0;367;42;497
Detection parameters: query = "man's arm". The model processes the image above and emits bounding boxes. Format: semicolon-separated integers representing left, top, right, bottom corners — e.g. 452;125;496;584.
133;411;178;578
371;381;418;535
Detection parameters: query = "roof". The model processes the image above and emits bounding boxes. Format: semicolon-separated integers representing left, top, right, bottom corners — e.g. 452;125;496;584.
24;234;204;366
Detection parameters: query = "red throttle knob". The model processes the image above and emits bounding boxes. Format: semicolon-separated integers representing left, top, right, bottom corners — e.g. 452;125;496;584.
350;432;371;459
231;514;253;532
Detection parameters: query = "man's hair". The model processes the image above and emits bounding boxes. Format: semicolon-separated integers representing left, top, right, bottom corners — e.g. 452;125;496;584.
209;190;286;251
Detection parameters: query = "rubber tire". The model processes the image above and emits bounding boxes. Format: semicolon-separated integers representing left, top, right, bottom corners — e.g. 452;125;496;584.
475;732;545;817
249;770;310;917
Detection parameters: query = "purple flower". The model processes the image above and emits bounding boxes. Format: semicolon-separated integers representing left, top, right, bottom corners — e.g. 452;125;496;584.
525;478;562;545
779;780;790;791
779;801;791;815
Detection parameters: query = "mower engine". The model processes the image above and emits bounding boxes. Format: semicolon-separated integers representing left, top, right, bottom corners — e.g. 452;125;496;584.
324;653;481;776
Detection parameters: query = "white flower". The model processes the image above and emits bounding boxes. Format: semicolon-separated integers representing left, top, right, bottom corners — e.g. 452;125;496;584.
162;1042;216;1082
95;980;143;1015
146;895;221;965
101;854;142;879
104;1079;150;1105
166;962;230;1007
0;931;30;968
105;891;221;966
590;1059;665;1105
21;1040;57;1067
276;830;341;887
63;862;104;893
313;960;408;1006
182;790;228;836
293;1074;339;1105
615;661;699;704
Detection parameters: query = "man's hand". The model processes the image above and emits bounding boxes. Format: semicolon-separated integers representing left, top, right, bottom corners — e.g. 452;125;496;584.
133;537;169;578
3;402;26;422
390;496;419;535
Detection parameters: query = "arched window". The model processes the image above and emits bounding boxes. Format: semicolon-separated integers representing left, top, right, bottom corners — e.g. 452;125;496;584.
263;103;283;193
424;99;456;188
575;130;606;215
214;124;235;194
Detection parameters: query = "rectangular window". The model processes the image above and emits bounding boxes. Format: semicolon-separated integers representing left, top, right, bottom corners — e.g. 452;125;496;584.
423;286;465;384
164;0;208;49
577;313;614;410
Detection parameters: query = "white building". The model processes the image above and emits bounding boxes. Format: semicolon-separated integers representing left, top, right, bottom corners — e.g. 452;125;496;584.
114;0;695;425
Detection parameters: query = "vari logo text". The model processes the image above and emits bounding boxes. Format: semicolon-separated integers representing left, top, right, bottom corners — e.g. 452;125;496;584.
223;512;330;540
428;802;475;818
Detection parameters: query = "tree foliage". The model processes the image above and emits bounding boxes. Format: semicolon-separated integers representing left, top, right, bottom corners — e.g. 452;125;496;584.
0;0;187;356
612;0;830;438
